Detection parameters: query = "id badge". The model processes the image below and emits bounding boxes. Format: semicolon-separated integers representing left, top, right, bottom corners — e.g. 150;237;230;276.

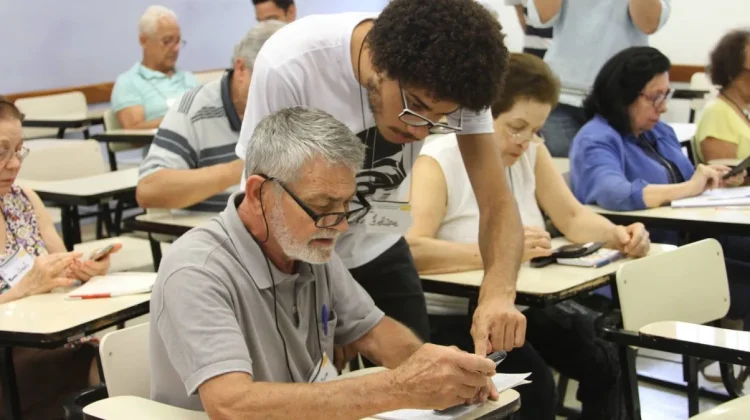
350;201;412;234
0;249;34;289
309;353;339;383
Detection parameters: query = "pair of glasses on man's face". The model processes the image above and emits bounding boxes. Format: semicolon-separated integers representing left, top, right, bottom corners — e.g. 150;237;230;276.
397;82;463;135
260;175;371;228
640;88;674;109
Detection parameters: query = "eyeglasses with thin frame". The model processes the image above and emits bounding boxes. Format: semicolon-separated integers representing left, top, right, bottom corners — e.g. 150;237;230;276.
505;125;545;145
160;37;186;48
398;82;463;135
640;88;674;109
260;175;371;228
0;147;29;165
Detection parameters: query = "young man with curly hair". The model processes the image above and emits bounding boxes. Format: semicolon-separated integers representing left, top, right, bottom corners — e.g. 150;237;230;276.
236;0;525;375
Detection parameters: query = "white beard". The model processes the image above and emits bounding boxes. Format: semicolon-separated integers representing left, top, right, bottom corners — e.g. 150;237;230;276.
268;200;339;264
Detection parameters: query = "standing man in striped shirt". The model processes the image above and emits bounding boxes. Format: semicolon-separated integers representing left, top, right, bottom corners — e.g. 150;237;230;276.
505;0;553;59
136;21;285;212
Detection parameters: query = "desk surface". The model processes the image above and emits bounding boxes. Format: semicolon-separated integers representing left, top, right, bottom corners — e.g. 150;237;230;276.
93;129;157;144
128;211;217;237
17;168;138;205
422;238;675;305
669;122;696;142
22;109;106;128
0;272;152;347
591;204;750;235
83;390;520;420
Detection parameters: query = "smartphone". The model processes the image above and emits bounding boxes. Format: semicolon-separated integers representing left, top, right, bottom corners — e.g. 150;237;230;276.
722;155;750;179
89;244;115;262
487;350;507;366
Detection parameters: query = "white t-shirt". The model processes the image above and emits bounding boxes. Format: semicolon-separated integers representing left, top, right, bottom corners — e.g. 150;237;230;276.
236;13;495;269
418;134;544;315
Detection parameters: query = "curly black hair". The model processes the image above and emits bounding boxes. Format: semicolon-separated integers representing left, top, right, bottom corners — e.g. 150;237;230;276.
583;46;670;134
252;0;294;11
367;0;508;112
708;29;750;89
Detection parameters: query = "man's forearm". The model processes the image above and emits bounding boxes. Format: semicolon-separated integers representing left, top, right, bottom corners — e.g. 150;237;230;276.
353;317;423;368
477;194;523;302
628;0;663;34
122;117;163;130
136;164;239;209
204;371;406;420
406;236;483;275
531;0;562;24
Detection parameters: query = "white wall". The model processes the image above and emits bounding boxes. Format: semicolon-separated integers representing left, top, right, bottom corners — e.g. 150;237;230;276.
0;0;388;94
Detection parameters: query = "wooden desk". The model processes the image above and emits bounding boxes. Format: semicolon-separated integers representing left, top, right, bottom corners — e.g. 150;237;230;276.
0;273;153;420
590;205;750;236
22;109;106;138
422;238;676;307
124;211;216;269
17;168;139;250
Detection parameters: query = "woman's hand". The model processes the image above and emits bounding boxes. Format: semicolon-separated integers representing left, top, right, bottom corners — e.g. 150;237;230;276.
523;226;552;262
610;223;650;258
687;164;726;196
16;252;82;298
719;169;746;188
70;243;123;282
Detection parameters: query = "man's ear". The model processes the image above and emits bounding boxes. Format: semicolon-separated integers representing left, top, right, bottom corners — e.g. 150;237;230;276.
287;4;297;21
139;33;148;48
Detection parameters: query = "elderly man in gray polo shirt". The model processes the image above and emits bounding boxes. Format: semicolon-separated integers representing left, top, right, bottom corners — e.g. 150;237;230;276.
136;20;285;212
150;107;499;417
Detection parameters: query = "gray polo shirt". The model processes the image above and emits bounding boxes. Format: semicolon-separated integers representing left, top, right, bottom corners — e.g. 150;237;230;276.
139;70;241;212
149;193;384;410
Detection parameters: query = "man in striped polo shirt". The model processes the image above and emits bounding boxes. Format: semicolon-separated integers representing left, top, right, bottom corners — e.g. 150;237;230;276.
136;20;285;212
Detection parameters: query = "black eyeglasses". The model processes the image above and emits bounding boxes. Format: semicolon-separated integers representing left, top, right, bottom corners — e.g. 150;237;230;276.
260;175;371;228
398;82;463;135
639;88;674;109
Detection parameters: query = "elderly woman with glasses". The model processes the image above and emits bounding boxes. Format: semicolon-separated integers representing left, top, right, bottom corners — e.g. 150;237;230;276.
404;53;650;420
0;97;121;418
570;46;750;331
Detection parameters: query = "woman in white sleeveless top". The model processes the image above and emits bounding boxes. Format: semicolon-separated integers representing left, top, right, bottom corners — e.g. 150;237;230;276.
404;54;650;420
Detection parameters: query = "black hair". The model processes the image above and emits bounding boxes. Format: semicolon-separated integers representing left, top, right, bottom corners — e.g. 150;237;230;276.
583;46;671;134
367;0;509;112
708;29;750;89
252;0;294;11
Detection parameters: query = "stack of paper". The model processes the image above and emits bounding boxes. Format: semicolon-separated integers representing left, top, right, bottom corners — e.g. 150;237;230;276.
373;373;531;420
66;272;156;300
671;186;750;208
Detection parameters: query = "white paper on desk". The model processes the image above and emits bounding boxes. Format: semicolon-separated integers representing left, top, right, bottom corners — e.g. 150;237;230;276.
671;186;750;208
66;273;155;299
372;373;531;420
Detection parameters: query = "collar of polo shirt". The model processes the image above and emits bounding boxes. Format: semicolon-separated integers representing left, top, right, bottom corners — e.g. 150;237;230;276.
220;69;242;132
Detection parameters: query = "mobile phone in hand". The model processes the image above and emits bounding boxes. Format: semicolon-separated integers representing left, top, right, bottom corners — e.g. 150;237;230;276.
89;244;115;262
487;350;507;366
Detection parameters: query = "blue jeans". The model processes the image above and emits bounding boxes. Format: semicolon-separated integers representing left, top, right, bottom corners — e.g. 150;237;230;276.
541;104;587;158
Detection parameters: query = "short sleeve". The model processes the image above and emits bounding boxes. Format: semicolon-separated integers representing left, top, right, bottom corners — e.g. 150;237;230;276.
154;267;254;396
696;102;741;146
327;256;384;346
111;75;143;112
452;108;494;135
236;53;301;160
139;91;200;179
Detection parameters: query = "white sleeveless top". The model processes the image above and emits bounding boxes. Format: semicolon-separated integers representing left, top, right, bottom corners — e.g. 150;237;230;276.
417;134;545;315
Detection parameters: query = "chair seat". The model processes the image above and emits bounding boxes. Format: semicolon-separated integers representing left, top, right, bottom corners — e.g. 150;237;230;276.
690;394;750;419
640;321;750;353
74;236;167;273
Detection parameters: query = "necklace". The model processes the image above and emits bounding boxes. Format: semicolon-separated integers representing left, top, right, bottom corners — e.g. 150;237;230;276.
721;91;750;122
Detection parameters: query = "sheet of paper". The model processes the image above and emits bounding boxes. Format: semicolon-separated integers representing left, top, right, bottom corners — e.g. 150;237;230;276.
672;186;750;208
372;373;531;420
66;272;156;299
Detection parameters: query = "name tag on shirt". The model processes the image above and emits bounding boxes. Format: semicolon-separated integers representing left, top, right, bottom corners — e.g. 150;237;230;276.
350;201;412;234
0;249;34;289
309;353;338;383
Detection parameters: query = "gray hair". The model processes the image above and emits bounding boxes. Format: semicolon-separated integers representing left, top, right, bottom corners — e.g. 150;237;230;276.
231;20;286;70
245;107;366;184
139;5;178;36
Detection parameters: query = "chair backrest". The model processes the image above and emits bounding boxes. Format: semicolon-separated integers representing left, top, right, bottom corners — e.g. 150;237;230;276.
689;72;718;117
194;69;225;85
102;109;122;131
19;140;108;181
99;323;151;398
616;239;729;332
15;91;89;139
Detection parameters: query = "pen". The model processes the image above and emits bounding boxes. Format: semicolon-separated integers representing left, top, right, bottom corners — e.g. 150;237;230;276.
322;304;328;336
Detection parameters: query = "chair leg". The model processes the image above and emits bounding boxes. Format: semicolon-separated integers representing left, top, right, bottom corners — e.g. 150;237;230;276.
556;374;569;411
106;146;118;171
149;234;163;271
621;346;642;420
683;355;700;417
